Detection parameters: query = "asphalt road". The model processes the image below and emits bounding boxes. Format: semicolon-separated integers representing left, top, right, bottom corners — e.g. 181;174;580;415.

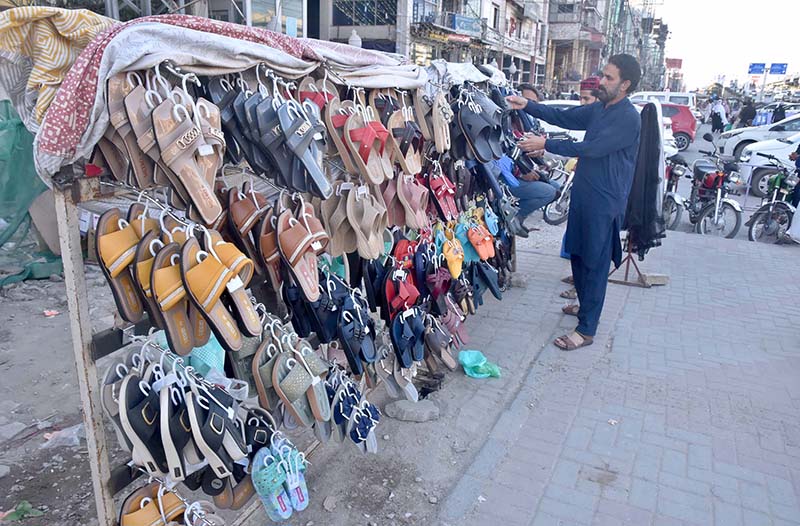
669;123;767;242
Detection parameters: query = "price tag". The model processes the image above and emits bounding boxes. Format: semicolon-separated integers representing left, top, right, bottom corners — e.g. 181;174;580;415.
79;210;91;234
339;182;355;191
357;185;369;197
197;143;214;157
227;275;244;293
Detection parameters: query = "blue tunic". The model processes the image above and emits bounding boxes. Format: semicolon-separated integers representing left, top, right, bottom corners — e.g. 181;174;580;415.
524;98;641;267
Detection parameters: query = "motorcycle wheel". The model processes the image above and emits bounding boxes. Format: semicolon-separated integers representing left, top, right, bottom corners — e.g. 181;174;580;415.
695;202;742;238
747;204;793;243
543;193;570;225
662;195;682;230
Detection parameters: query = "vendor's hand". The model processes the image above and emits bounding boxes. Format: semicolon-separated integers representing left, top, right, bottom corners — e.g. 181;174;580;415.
519;171;540;182
518;134;547;153
506;95;528;110
528;149;545;158
790;152;799;161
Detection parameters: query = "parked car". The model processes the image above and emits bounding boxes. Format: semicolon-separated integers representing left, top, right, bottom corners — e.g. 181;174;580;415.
630;91;698;111
717;113;800;159
537;100;678;156
656;103;696;151
752;102;800;126
738;131;800;197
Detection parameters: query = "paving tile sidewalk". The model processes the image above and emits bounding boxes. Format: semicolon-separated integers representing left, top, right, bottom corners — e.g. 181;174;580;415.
441;232;800;526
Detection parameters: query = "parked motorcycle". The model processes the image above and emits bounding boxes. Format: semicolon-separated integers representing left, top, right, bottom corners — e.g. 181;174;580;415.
745;153;798;243
543;157;577;225
662;133;744;238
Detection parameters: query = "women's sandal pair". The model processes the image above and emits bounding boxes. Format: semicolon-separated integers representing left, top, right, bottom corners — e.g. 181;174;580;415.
251;434;310;521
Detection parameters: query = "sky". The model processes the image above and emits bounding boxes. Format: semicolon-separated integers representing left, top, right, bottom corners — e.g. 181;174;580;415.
653;0;795;91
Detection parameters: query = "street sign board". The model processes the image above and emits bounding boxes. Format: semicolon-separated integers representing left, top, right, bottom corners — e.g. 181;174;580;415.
770;63;788;75
748;63;766;74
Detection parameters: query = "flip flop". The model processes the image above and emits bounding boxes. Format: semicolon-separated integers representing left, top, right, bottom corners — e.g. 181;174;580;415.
108;73;155;188
442;235;464;279
277;209;320;303
255;96;295;188
457;105;495;163
207;78;246;165
150;243;196;356
431;91;452;153
413;87;433;141
95;208;145;323
382;177;406;227
560;288;577;300
321;183;358;257
278;99;333;199
152;97;222;224
195;98;226;191
257;209;283;292
251;447;293;521
562;304;580;317
468;224;496;261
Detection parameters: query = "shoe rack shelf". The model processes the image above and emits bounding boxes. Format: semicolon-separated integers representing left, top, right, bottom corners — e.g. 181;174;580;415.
52;171;277;526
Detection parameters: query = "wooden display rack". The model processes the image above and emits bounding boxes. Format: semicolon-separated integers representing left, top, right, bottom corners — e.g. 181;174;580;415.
52;171;272;525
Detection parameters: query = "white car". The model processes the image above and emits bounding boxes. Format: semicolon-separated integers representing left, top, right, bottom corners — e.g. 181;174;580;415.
739;131;800;197
538;100;677;156
717;113;800;159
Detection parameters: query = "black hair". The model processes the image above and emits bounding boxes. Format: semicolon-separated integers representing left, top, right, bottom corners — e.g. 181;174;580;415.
518;83;541;99
607;54;642;94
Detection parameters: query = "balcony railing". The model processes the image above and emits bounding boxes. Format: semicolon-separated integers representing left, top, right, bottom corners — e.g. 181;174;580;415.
412;7;482;37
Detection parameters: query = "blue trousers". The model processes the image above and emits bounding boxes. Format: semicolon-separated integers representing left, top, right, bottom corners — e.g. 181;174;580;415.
508;179;560;220
570;238;612;337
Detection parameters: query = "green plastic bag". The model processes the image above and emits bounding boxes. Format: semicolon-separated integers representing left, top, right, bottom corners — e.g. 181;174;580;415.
458;350;501;379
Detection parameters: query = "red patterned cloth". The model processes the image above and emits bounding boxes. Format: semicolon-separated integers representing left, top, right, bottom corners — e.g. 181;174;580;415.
37;15;318;160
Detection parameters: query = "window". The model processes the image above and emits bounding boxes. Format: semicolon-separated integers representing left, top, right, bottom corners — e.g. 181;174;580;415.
412;0;438;23
782;117;800;131
491;3;499;29
661;106;678;118
252;0;303;33
333;0;397;25
557;3;574;14
669;96;690;105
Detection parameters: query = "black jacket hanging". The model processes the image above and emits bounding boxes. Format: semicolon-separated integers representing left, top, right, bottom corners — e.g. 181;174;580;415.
624;102;666;259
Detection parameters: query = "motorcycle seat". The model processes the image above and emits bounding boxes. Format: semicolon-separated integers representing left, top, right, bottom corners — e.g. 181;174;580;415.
719;154;738;163
693;163;717;179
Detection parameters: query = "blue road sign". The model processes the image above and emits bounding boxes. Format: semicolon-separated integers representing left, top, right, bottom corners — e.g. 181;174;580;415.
770;63;788;75
748;63;766;75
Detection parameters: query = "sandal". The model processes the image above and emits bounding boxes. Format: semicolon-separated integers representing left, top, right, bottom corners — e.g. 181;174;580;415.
554;331;594;351
347;186;385;260
324;97;359;175
277;209;320;303
108;73;155;188
279;99;333;199
96;208;148;323
345;108;393;185
560;288;577;300
562;304;580;317
396;172;430;230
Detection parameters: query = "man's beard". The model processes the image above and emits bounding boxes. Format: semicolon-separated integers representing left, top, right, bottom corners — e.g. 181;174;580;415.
596;85;618;103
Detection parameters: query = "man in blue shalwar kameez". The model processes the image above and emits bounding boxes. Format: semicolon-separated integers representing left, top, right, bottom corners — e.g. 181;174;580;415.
506;54;642;350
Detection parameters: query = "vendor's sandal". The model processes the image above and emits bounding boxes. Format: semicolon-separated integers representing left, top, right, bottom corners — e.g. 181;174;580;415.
396;172;430;230
108;74;155;188
345;109;392;185
562;275;574;284
150;243;196;355
195;99;226;191
560;288;577;300
133;231;166;329
388;109;423;175
204;230;262;337
322;183;358;256
413;87;433;141
347;186;385;260
181;237;244;352
118;373;167;477
277;209;320;302
119;483;185;526
561;304;580;317
272;353;316;427
96;209;145;323
279;99;333;199
325;97;359;175
458;105;494;163
102;363;134;452
153;97;222;224
554;331;594;351
228;188;267;276
432;91;452;153
251;447;293;521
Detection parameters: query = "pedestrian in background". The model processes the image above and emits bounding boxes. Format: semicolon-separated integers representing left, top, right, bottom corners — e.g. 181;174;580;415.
772;103;787;124
578;76;600;105
738;99;756;128
711;97;728;134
